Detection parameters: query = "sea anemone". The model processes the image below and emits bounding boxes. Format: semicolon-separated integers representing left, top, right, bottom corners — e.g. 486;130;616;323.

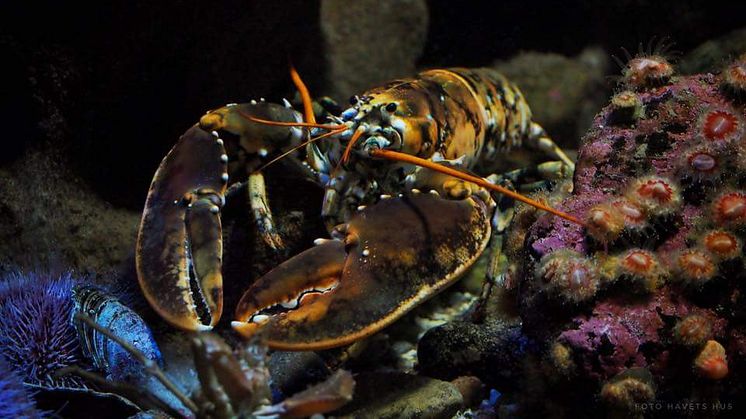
697;107;743;147
620;53;674;89
627;176;680;216
600;368;655;412
537;249;600;303
0;355;44;418
609;90;644;124
677;146;724;183
610;198;648;231
616;249;666;291
585;203;625;244
0;271;84;388
693;340;728;380
721;54;746;100
673;314;713;347
712;191;746;226
702;230;741;260
675;248;717;285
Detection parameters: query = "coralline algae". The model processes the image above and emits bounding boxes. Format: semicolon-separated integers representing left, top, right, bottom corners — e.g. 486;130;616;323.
513;56;746;412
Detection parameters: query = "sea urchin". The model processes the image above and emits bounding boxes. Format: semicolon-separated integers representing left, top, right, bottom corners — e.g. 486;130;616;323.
0;271;84;388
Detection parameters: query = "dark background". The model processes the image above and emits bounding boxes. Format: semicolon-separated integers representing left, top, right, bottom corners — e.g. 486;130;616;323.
2;0;744;210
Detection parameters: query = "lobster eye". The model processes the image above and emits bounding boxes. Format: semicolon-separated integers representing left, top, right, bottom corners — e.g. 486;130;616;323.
385;102;397;113
349;95;358;105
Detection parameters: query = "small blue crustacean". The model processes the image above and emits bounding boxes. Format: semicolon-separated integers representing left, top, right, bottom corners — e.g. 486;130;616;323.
72;285;164;384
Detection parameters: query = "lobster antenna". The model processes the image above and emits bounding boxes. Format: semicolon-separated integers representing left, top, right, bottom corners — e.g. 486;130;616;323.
239;66;346;131
341;126;366;165
254;125;349;173
238;112;345;131
290;65;317;125
72;312;200;414
370;149;584;226
243;67;353;173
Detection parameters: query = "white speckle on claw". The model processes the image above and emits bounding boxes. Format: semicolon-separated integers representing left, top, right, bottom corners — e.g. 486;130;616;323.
357;205;366;211
216;139;224;146
283;98;292;108
209;206;219;214
280;300;299;309
220;154;229;163
195;324;213;332
380;194;391;199
221;173;229;182
362;249;370;257
259;148;268;157
211;130;219;137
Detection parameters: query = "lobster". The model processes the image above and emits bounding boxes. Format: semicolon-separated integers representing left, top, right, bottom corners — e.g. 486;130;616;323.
136;66;582;350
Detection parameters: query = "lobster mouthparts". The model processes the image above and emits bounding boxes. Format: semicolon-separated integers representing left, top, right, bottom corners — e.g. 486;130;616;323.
233;192;491;350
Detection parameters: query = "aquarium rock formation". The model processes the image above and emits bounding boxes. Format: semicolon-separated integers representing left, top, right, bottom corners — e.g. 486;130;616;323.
511;53;746;415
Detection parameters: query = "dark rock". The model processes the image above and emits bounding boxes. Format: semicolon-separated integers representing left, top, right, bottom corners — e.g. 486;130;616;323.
336;371;463;419
0;148;138;274
417;321;529;389
451;376;485;408
320;0;428;101
493;48;610;147
680;27;746;74
269;350;331;398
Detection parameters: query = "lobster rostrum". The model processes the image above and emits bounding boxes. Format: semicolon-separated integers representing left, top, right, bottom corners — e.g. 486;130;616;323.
137;66;582;349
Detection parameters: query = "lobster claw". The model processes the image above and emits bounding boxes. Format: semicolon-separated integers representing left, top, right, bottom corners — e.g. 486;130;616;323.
136;126;228;331
232;193;492;350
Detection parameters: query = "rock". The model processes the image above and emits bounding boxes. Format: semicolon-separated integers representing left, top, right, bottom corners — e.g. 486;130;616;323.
514;66;746;414
0;147;138;274
320;0;428;101
268;350;330;398
680;27;746;74
417;321;529;389
450;376;485;408
336;372;463;419
492;47;610;147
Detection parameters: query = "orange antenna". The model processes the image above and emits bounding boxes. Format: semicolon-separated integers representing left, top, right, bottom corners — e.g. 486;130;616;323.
238;112;345;131
370;149;584;226
340;126;366;166
239;66;353;172
290;65;316;125
253;125;349;173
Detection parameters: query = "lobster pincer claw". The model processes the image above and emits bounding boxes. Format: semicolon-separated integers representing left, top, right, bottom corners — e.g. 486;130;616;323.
137;126;228;331
232;192;492;350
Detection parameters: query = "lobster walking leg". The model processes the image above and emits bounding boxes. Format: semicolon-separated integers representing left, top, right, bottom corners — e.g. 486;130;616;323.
248;172;284;251
526;122;575;171
486;187;516;287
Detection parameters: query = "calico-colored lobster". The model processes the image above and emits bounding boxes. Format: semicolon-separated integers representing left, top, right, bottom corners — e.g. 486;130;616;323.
136;67;582;350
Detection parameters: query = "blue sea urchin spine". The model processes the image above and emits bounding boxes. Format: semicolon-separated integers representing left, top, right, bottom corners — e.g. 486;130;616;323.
0;271;84;388
0;355;44;418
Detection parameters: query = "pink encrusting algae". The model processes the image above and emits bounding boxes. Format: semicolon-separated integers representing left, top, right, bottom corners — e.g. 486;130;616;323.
508;55;746;414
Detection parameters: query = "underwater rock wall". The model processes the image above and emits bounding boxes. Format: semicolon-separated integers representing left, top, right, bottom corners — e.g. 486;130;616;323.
512;54;746;415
